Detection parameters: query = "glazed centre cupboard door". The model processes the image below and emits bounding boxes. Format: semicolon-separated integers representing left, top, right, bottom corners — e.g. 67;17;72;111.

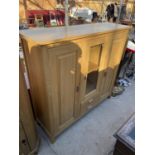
80;39;106;113
46;43;81;134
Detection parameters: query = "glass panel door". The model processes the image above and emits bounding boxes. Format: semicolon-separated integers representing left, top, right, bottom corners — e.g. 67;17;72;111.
85;44;102;95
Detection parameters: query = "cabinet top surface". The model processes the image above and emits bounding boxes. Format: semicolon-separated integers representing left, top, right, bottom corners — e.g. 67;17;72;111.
20;22;130;45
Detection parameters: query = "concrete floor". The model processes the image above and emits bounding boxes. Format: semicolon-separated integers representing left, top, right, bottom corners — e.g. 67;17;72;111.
37;81;135;155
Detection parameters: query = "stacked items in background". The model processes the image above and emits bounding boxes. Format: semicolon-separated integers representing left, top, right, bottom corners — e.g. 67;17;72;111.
112;40;135;97
19;10;65;29
49;10;65;26
106;3;118;22
69;5;99;24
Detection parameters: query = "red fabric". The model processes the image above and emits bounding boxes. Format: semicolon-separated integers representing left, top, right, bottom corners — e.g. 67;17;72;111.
26;10;49;16
126;48;135;53
49;10;65;26
26;10;65;26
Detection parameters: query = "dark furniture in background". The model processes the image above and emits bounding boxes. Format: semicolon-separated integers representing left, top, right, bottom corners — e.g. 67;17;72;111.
19;59;40;155
114;115;135;155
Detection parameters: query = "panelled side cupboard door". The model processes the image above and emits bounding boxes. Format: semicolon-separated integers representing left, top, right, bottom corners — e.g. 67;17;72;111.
101;36;128;97
45;43;81;135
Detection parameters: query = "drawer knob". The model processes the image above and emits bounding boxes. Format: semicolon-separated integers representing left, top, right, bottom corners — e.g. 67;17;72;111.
70;70;75;74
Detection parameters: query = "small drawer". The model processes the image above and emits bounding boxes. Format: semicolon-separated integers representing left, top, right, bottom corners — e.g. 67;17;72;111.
87;98;95;110
88;96;100;108
81;95;100;115
80;102;87;115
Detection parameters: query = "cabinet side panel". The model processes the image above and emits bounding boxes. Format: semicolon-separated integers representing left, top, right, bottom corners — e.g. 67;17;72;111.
21;39;52;135
33;48;52;134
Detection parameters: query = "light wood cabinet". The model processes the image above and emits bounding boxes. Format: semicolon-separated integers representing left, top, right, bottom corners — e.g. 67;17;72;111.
20;23;130;142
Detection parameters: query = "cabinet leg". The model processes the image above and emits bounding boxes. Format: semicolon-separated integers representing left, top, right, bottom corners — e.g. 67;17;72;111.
29;137;40;155
33;152;38;155
50;137;56;144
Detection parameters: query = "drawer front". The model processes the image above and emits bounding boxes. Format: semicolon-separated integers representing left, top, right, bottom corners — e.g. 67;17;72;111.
81;96;100;115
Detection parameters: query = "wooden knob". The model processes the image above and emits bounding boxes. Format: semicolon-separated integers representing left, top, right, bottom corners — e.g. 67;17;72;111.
70;70;75;74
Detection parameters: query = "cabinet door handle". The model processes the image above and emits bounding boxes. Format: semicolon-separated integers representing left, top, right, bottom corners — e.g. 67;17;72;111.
70;70;75;75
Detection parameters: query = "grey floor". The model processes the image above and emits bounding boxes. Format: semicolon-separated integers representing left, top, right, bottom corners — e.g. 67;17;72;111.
37;81;135;155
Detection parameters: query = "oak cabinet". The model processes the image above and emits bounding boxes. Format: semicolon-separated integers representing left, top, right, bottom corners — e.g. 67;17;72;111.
20;23;130;142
